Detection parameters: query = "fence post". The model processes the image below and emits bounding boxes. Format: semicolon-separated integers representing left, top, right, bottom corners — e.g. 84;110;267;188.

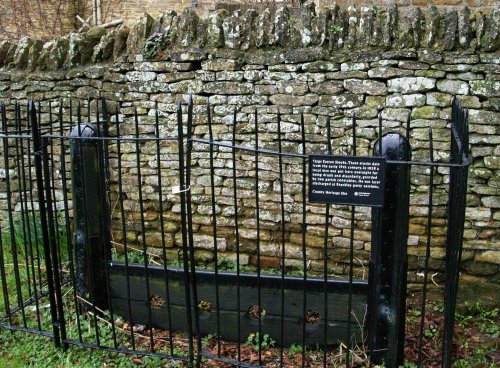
367;132;411;367
70;120;109;311
442;99;469;368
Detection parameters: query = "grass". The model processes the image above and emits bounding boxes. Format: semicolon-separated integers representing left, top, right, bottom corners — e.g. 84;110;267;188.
0;211;71;310
0;213;42;312
0;329;170;367
0;282;183;367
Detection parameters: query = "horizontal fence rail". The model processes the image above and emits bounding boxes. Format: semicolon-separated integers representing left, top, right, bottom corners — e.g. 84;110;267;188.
0;96;470;368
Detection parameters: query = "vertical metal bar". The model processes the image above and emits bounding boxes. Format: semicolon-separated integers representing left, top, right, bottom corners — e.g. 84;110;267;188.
451;108;468;315
48;101;62;271
323;117;332;368
38;100;41;135
2;102;27;327
346;114;357;368
207;102;221;356
41;135;68;348
450;108;468;321
134;108;155;351
231;106;242;362
61;100;82;341
0;102;4;135
101;99;111;199
442;99;459;368
254;109;263;366
418;127;434;367
277;111;285;367
74;102;101;346
406;112;411;143
370;112;384;364
0;108;12;325
26;102;44;298
115;107;136;350
21;102;42;331
96;99;117;349
178;99;196;365
30;100;61;347
367;131;411;367
14;103;33;300
154;102;175;355
442;99;468;368
378;114;383;159
300;113;307;368
0;107;10;323
87;98;91;124
0;225;12;324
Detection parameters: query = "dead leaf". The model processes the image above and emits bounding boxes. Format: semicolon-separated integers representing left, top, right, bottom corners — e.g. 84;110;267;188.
131;357;144;365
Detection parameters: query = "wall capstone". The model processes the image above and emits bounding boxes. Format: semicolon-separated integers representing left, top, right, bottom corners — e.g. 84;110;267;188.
0;6;498;70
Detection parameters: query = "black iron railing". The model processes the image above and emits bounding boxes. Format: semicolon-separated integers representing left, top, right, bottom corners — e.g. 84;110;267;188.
0;96;470;367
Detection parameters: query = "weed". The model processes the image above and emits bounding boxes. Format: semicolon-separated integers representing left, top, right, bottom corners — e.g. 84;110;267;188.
142;32;170;60
306;310;320;324
198;299;212;313
245;332;275;352
1;211;68;261
424;323;438;338
124;250;146;264
217;257;237;271
432;300;444;313
331;25;342;35
456;301;499;338
201;333;216;349
406;307;421;324
289;343;304;357
289;268;305;277
400;363;417;368
248;304;265;319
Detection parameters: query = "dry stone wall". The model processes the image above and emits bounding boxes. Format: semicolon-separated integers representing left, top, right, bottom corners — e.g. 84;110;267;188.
0;5;498;286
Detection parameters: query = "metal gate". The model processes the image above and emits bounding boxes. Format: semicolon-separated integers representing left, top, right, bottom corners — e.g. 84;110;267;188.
0;96;470;367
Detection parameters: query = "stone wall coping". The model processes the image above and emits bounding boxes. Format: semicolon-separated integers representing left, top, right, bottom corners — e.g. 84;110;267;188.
0;5;498;72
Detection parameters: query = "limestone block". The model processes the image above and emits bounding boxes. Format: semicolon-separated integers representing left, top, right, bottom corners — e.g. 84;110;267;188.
470;80;500;98
386;94;426;108
436;79;469;95
387;77;436;93
344;78;387;96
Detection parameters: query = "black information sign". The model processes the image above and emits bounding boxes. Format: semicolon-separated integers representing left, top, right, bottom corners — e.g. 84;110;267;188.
308;155;386;207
